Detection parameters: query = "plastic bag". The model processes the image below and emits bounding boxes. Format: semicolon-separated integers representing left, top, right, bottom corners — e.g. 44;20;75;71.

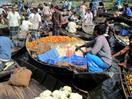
119;28;128;36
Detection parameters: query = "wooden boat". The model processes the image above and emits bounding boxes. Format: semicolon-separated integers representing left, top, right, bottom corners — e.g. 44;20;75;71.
107;16;132;26
60;28;93;41
0;58;89;99
116;54;132;99
106;16;132;49
113;22;131;50
119;67;132;99
25;34;119;91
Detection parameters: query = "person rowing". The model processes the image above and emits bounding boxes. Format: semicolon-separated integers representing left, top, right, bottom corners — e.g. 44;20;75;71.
113;35;132;71
75;24;112;72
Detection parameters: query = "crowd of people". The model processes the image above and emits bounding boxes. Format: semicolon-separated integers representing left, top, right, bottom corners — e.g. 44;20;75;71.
0;0;131;72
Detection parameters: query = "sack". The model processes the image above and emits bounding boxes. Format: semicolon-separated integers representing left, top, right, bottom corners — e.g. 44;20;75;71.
8;67;32;87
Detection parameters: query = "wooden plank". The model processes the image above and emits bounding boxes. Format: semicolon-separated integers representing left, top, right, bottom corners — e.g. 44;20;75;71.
28;79;46;96
12;82;37;99
11;79;45;99
5;85;20;99
21;86;35;99
12;86;24;99
0;82;9;99
0;79;47;99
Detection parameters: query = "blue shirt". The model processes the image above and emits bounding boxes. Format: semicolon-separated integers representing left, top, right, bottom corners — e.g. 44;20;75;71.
123;7;132;17
0;36;12;60
91;1;99;11
115;0;122;6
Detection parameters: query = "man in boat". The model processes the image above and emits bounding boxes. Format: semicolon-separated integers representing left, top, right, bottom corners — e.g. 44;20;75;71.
0;28;12;71
75;24;112;72
113;35;132;71
102;20;116;52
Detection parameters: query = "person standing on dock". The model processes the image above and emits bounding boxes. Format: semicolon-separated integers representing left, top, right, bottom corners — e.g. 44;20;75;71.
30;7;41;39
52;7;62;35
7;7;20;47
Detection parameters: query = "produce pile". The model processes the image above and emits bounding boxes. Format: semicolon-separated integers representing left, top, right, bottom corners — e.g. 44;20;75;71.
125;74;132;95
34;86;82;99
27;36;79;49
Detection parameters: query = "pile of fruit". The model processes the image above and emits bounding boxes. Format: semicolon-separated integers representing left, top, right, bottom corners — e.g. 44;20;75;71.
26;40;38;49
39;36;78;42
125;74;132;95
26;36;78;49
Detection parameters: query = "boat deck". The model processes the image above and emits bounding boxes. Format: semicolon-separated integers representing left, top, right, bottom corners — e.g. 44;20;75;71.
0;79;46;99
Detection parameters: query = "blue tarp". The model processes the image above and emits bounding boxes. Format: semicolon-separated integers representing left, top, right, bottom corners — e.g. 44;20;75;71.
37;48;60;64
37;48;109;72
85;53;109;72
57;55;87;66
119;28;129;36
37;48;87;66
